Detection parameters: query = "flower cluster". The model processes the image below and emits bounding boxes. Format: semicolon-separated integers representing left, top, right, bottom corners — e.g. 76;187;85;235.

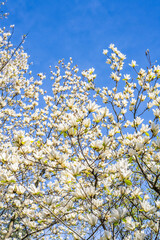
0;19;160;240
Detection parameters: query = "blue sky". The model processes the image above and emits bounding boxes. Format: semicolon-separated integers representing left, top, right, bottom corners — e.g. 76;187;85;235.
3;0;160;88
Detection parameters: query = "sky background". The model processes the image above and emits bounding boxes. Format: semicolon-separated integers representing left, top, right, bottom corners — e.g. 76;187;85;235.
2;0;160;88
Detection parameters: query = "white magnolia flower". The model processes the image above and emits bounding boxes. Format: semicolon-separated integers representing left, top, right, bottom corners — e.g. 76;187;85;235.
123;74;131;81
110;72;120;82
13;130;32;147
29;184;41;195
74;187;86;199
14;199;21;207
45;196;55;206
134;116;143;126
125;216;136;231
103;49;108;55
103;230;112;239
141;200;156;213
58;123;69;132
10;163;19;172
16;185;26;194
92;199;103;209
91;139;103;150
128;148;137;156
85;186;97;197
83;118;91;128
134;230;145;240
153;138;160;149
129;60;138;68
151;122;159;136
87;101;99;112
86;213;98;226
109;43;115;50
69;114;78;127
93;112;104;123
109;207;127;223
70;162;85;176
124;236;132;240
156;200;160;208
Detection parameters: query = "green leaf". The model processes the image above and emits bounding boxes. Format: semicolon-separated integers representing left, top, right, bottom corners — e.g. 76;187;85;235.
38;220;44;224
10;180;16;183
139;209;144;212
124;179;132;186
63;132;67;137
114;221;119;226
138;195;142;201
145;132;149;136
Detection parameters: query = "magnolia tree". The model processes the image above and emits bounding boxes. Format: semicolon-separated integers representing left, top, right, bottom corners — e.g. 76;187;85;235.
0;6;160;240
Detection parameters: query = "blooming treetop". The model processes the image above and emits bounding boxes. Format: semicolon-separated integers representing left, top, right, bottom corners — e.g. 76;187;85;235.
0;6;160;240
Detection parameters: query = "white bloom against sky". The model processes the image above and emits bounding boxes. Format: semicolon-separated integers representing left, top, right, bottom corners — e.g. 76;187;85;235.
4;0;160;88
0;1;160;239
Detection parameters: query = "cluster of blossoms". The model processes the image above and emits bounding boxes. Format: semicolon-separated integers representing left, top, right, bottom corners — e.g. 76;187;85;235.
0;9;160;240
